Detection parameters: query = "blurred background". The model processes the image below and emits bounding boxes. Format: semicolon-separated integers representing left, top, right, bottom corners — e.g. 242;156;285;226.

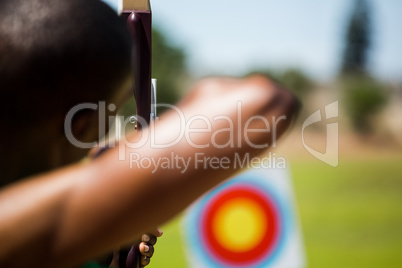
104;0;402;267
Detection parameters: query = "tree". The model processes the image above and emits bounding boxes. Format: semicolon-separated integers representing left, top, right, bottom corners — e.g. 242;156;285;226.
343;77;387;132
246;68;313;99
279;68;313;99
152;27;187;106
340;0;388;133
341;0;372;76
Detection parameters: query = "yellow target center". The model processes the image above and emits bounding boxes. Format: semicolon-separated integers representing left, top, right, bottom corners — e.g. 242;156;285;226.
212;198;267;252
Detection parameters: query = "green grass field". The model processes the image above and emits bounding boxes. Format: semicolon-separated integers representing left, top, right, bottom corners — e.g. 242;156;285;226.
149;157;402;268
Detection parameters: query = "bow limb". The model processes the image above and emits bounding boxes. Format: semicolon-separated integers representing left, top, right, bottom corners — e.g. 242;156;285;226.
122;0;152;130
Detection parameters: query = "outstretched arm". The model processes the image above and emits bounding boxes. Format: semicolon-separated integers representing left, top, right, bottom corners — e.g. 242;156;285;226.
0;76;298;267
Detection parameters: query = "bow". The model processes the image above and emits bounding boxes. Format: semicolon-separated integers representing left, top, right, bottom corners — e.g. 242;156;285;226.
120;1;154;267
121;0;153;130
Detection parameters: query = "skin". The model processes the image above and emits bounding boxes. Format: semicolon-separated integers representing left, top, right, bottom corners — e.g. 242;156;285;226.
0;75;298;267
2;77;159;268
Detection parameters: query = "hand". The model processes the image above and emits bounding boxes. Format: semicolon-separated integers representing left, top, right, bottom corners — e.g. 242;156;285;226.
126;228;163;268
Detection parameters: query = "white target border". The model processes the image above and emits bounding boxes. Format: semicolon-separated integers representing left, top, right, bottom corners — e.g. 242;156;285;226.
182;167;306;268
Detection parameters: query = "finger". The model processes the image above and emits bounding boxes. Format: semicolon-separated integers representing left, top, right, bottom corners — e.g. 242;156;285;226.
139;242;154;258
141;233;157;245
149;227;163;237
140;255;150;267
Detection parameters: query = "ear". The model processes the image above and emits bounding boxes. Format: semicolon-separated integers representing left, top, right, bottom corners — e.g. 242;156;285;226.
70;110;99;144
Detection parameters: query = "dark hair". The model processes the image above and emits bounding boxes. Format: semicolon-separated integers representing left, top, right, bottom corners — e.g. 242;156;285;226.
0;0;131;127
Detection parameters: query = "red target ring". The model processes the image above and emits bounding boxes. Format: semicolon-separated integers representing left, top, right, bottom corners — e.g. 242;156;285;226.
202;186;280;265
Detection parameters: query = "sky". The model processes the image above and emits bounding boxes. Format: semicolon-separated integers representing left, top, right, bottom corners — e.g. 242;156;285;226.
102;0;402;82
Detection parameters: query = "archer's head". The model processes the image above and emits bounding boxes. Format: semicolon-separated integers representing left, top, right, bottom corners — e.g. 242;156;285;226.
0;0;132;183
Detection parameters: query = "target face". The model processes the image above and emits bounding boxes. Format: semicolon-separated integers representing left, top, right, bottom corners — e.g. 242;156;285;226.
185;172;292;268
202;186;280;266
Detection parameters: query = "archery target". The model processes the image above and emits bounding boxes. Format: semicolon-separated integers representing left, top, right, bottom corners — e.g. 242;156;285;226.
183;168;305;268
